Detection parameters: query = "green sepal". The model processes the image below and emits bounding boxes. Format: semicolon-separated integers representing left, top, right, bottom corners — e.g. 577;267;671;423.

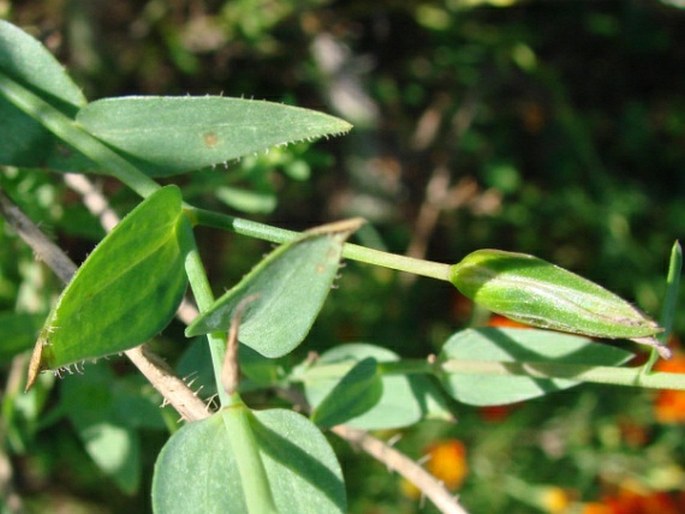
451;249;667;356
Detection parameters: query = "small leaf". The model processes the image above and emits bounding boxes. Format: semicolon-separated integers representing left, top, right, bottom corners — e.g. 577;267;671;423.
439;327;633;406
152;407;346;514
77;96;353;177
185;219;362;358
450;249;668;357
310;357;382;428
27;186;191;388
304;344;427;429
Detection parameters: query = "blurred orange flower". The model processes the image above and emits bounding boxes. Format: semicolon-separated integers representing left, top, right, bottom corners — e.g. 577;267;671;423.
426;439;468;490
400;439;468;500
581;503;612;514
478;404;515;422
581;489;685;514
654;353;685;423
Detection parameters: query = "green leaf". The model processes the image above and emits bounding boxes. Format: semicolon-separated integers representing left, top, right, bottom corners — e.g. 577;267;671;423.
0;21;95;171
310;357;382;428
450;249;668;356
438;327;633;406
76;97;353;177
27;186;191;387
0;21;86;109
304;344;426;430
152;407;346;514
61;364;159;494
0;312;44;363
185;220;361;358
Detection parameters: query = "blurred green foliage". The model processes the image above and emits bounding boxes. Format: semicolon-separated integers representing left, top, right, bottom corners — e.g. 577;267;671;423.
1;1;684;513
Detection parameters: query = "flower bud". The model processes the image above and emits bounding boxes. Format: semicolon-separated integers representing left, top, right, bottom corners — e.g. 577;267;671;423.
450;249;668;357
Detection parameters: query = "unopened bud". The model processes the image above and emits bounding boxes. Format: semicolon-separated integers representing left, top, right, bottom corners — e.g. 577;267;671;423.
451;249;669;358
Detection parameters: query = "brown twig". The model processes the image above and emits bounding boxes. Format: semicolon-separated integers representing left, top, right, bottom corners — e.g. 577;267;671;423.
331;425;469;514
276;386;470;514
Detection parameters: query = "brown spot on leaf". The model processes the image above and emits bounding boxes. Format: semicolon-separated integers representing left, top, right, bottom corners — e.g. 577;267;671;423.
203;132;219;148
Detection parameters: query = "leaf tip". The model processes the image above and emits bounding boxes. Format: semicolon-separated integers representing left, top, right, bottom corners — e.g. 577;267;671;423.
26;337;47;391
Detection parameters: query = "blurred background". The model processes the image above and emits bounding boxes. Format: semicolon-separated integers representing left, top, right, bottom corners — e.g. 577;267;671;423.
1;0;684;513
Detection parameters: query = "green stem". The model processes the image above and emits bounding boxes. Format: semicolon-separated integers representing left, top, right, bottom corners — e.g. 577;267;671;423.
221;401;278;514
182;221;232;406
439;359;685;390
191;208;452;281
301;358;685;391
0;71;160;199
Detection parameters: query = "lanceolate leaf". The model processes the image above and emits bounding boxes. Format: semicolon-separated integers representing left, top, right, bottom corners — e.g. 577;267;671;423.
152;407;346;514
439;327;633;406
186;219;362;358
27;186;191;388
77;97;353;177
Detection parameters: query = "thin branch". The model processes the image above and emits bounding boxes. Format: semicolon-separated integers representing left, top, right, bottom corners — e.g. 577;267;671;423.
331;425;470;514
0;188;76;283
0;185;208;421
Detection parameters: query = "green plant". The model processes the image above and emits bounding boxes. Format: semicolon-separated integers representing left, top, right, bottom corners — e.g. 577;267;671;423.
0;19;683;514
